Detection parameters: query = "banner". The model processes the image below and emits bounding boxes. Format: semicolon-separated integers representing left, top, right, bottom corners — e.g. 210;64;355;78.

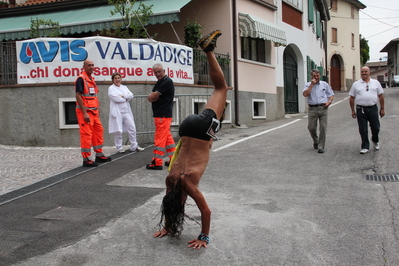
16;36;193;84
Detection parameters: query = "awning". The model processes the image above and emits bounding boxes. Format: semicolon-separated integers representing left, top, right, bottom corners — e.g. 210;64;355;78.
238;12;287;47
0;0;191;41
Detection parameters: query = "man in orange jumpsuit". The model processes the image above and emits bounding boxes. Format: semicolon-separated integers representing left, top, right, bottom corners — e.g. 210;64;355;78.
75;59;112;167
146;63;176;170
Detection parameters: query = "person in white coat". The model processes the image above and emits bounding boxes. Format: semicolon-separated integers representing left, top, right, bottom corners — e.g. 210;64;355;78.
108;72;144;153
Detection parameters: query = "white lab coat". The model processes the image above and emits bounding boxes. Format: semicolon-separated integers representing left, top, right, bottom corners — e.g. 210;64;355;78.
108;84;135;134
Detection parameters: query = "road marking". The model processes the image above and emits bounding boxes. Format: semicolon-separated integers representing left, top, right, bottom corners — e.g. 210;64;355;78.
213;119;301;152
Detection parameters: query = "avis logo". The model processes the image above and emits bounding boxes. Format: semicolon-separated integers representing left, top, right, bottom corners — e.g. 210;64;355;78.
19;40;88;63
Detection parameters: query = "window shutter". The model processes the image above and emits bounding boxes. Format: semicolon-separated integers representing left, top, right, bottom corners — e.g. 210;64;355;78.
316;11;321;37
308;0;314;23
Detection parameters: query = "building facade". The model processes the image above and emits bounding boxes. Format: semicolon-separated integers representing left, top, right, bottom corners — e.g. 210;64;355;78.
326;0;365;91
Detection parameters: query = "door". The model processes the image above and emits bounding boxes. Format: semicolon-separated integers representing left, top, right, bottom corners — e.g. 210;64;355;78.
330;55;341;91
283;49;298;113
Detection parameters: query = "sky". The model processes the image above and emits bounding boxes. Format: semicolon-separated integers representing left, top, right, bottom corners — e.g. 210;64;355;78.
358;0;399;62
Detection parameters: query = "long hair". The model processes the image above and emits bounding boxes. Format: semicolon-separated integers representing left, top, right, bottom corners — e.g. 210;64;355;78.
159;178;185;237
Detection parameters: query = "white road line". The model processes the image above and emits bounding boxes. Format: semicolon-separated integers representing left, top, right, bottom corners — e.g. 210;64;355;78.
212;119;301;152
212;96;349;152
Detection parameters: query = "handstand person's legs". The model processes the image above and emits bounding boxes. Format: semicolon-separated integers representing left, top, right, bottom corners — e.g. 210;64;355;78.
197;30;228;120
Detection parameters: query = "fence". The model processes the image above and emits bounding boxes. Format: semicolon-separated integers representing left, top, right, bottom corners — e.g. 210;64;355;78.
0;41;231;87
0;42;17;85
128;93;211;144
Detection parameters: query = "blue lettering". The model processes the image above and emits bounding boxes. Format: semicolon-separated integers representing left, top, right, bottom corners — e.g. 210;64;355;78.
139;43;154;60
177;49;186;65
60;41;70;62
19;43;41;63
111;42;126;60
186;50;192;66
95;41;111;59
36;41;59;62
154;45;163;61
163;46;173;63
70;40;87;61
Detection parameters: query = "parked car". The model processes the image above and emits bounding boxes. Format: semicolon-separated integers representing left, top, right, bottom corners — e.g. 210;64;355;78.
391;75;399;87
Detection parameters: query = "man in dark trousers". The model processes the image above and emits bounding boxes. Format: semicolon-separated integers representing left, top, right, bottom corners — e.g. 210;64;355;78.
146;63;176;170
349;66;385;154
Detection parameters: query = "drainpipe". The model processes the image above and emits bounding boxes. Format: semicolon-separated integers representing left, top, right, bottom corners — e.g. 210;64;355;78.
232;0;241;126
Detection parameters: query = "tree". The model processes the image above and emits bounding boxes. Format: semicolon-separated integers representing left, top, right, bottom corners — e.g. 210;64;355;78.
184;20;202;48
29;18;61;38
104;0;153;39
360;35;370;65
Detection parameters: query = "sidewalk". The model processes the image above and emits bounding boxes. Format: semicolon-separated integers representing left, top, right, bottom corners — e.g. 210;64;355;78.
0;145;117;196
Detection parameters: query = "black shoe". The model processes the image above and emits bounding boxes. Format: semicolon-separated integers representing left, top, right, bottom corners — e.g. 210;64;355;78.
318;149;324;153
95;156;112;163
146;163;163;170
83;160;98;167
313;143;318;149
165;161;170;167
197;30;222;52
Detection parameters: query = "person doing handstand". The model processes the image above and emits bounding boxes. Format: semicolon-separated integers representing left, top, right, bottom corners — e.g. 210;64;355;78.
153;30;227;249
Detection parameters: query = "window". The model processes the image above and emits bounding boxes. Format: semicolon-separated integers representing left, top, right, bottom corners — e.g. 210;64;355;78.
283;0;303;10
59;98;79;129
241;37;271;64
351;33;354;48
331;0;337;11
252;99;266;119
171;98;179;126
332;28;338;44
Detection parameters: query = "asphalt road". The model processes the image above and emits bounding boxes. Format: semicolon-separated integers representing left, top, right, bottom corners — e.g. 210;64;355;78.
1;88;399;265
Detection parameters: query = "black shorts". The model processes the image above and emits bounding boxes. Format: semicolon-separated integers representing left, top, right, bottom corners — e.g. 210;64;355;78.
178;109;221;141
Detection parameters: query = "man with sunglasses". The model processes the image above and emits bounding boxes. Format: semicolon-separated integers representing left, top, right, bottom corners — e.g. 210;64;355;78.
349;66;385;154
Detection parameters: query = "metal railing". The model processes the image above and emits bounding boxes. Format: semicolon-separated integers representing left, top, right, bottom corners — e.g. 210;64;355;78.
0;42;231;86
0;42;17;86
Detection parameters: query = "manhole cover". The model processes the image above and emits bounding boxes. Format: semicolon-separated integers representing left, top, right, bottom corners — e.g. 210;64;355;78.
364;174;399;182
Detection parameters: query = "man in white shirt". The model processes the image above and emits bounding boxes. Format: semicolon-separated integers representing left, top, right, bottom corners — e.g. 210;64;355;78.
349;66;385;154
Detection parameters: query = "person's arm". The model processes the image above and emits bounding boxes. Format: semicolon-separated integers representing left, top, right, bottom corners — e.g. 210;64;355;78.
303;79;316;97
349;96;356;118
147;91;161;102
76;92;90;123
378;94;385;118
108;85;127;103
75;78;90;123
184;179;211;249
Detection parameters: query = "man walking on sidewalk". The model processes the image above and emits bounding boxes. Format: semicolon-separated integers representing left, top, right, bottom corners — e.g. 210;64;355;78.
303;69;334;153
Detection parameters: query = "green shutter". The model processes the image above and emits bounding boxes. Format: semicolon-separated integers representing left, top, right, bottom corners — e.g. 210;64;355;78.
316;11;321;37
308;0;314;23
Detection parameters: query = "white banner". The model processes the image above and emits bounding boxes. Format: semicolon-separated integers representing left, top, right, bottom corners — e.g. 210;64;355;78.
16;36;193;84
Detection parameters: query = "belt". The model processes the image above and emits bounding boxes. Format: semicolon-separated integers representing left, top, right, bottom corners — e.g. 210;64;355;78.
357;104;376;108
308;104;325;107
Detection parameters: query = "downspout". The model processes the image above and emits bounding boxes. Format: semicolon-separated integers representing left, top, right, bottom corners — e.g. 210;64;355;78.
232;0;241;126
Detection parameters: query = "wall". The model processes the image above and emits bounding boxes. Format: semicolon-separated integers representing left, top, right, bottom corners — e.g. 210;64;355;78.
327;0;362;90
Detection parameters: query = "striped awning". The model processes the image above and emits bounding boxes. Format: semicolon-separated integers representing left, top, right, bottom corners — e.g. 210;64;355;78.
238;12;287;47
0;0;191;41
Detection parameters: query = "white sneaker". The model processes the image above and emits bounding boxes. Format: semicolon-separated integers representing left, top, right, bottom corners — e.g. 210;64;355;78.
360;149;369;154
136;146;145;152
117;149;125;153
373;142;380;150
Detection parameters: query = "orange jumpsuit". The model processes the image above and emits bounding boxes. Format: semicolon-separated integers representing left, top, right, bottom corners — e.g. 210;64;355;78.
75;72;105;159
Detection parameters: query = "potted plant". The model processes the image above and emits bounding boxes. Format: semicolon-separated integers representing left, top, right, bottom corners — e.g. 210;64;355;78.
0;1;9;8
